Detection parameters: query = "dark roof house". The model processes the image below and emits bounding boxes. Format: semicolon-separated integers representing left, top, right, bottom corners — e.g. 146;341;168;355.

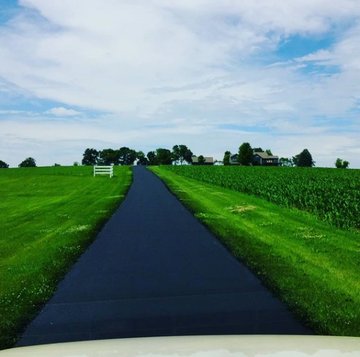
230;153;239;165
228;151;279;166
253;152;279;166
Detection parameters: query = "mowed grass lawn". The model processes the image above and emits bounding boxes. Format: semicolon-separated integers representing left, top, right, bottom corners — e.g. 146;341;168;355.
150;167;360;337
0;166;132;349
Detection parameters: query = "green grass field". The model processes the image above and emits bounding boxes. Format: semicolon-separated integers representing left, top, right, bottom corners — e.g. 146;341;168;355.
0;166;132;349
150;166;360;337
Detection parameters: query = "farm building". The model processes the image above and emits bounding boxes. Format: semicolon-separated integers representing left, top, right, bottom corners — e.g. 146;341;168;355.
229;151;279;166
230;154;238;164
253;152;279;166
192;156;214;165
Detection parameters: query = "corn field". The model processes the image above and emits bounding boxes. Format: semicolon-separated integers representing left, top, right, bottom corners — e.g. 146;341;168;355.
163;166;360;230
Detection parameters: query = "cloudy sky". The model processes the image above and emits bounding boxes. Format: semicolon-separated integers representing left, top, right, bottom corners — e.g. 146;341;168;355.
1;0;360;168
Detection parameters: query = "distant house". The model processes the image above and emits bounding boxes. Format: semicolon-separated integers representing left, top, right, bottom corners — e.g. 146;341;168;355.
229;152;279;166
253;152;279;166
192;156;214;165
229;153;239;165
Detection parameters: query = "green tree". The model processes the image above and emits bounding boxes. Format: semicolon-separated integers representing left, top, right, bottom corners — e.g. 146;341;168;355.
279;157;293;167
156;148;173;165
118;147;137;165
18;157;36;167
183;150;193;165
172;145;193;165
73;161;80;166
136;151;148;165
237;142;253;165
266;149;273;156
172;146;180;163
335;158;350;169
99;149;120;165
0;160;9;169
82;148;99;165
223;151;231;165
147;151;157;165
291;154;299;167
253;147;263;153
198;155;205;164
297;149;315;167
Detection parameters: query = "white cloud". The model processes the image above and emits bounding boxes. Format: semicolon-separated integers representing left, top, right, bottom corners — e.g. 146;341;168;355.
0;110;35;115
1;0;357;114
296;49;335;63
45;107;82;116
0;1;360;167
1;114;360;169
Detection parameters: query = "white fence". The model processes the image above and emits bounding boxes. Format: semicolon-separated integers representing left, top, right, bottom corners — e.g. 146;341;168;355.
94;165;113;178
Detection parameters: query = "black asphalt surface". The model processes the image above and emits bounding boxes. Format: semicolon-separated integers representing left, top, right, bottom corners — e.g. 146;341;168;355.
17;166;312;346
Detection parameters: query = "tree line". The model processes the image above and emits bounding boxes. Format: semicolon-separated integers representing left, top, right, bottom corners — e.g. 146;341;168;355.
0;144;350;169
81;145;194;166
281;154;349;168
222;142;319;167
0;157;36;168
223;142;349;168
279;149;316;167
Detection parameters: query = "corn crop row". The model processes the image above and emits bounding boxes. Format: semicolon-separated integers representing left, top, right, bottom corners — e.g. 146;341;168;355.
163;166;360;230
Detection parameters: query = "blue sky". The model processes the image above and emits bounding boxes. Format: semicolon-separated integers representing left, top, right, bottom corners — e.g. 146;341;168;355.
276;35;335;60
1;0;360;167
0;0;19;24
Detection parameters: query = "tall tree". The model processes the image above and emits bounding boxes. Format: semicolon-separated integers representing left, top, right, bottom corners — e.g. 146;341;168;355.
292;154;299;167
223;151;231;165
183;150;193;165
266;149;273;156
156;148;173;165
0;160;9;169
297;149;315;167
147;151;157;165
18;157;36;167
98;149;120;165
172;145;193;165
118;147;137;165
237;142;253;165
82;148;99;166
172;145;180;164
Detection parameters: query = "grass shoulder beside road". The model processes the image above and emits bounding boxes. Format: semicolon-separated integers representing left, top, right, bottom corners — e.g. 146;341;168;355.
150;166;360;337
0;166;132;349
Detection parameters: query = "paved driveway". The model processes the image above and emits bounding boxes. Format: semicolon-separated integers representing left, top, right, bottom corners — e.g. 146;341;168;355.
17;166;312;346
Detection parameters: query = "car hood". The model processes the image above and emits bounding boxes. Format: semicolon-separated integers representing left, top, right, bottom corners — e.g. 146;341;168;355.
1;335;360;357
